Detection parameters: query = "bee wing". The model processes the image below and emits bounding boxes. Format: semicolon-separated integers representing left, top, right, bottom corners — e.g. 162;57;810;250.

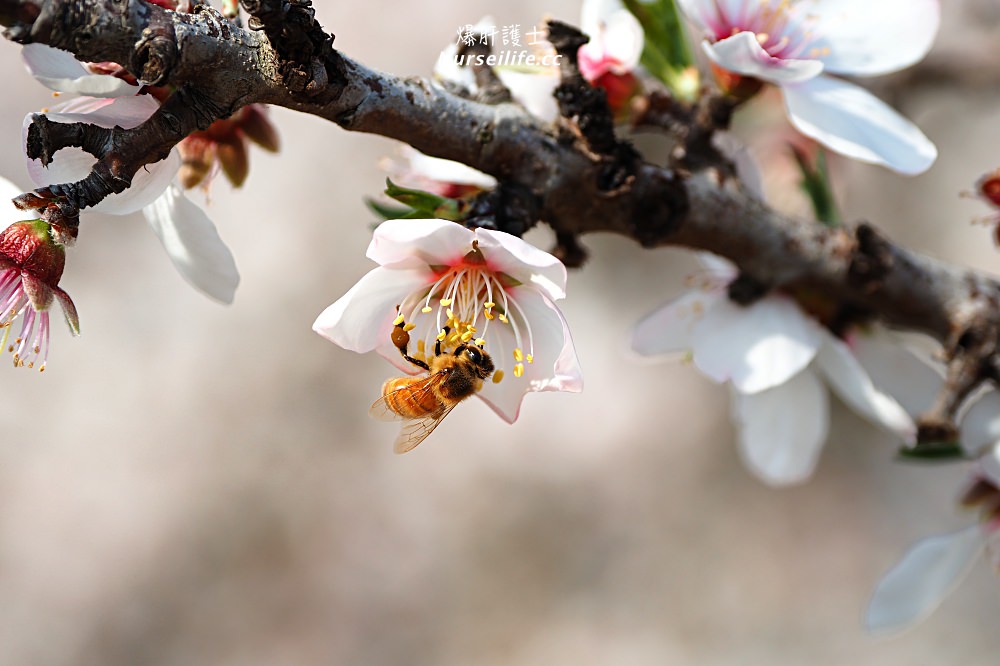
368;372;447;422
393;402;458;454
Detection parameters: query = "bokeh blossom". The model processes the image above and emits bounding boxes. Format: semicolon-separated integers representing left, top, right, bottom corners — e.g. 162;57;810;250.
631;254;915;485
678;0;940;174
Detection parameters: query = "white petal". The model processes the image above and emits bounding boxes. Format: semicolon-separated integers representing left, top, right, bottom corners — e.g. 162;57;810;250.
702;32;824;85
22;44;139;97
581;0;626;32
476;286;582;423
731;368;830;486
849;330;942;417
141;186;240;304
313;266;432;354
496;68;561;123
692;295;823;393
808;0;940;76
366;218;474;269
474;228;567;301
25;95;180;214
865;526;984;635
782;76;937;175
694;251;738;279
630;290;719;357
813;333;917;443
582;9;644;72
0;176;30;232
960;390;1000;457
402;146;496;189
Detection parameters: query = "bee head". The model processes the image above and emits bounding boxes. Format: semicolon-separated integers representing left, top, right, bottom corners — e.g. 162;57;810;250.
457;344;494;379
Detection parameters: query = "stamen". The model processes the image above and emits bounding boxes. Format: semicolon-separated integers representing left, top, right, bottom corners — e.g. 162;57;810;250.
421;306;432;314
513;363;524;378
474;338;486;346
403;323;416;332
492;370;504;383
513;348;524;362
393;314;405;326
440;298;453;307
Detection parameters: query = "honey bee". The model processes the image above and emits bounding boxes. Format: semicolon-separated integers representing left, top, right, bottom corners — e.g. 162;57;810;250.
370;321;494;453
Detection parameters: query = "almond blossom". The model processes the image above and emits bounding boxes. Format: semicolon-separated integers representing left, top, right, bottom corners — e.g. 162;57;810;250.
630;255;915;485
866;413;1000;634
577;0;644;112
678;0;940;174
21;45;240;303
313;218;582;423
0;176;79;370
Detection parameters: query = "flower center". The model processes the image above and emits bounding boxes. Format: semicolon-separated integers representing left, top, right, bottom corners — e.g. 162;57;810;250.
394;242;535;382
710;0;827;60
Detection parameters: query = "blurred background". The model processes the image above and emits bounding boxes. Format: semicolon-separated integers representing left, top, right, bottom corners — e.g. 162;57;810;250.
0;0;997;664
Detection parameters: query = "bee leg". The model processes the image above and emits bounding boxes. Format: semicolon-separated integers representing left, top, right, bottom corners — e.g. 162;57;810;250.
392;320;430;372
435;326;451;357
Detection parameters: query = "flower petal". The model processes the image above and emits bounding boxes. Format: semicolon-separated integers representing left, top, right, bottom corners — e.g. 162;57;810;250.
960;390;1000;457
475;228;567;301
25;95;181;214
849;329;942;418
496;68;561;123
865;526;983;635
22;44;138;97
402;147;496;189
313;266;432;355
366;219;474;269
580;3;644;73
781;75;937;175
692;295;823;394
702;32;824;85
730;368;829;486
141;186;240;304
809;0;940;76
813;332;917;443
630;290;719;357
476;286;582;423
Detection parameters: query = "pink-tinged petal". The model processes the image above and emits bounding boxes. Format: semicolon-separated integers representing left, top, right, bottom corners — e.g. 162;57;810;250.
580;1;644;73
0;176;29;233
960;390;1000;457
22;44;138;97
141;186;240;304
313;266;432;354
474;228;567;301
403;147;496;189
367;219;475;269
782;76;937;175
676;0;713;32
496;68;561;123
703;32;824;85
25;95;181;214
850;330;942;417
813;332;917;443
631;290;720;357
581;0;623;32
809;0;939;77
476;286;582;423
730;368;829;486
865;526;983;635
692;295;823;393
52;285;80;335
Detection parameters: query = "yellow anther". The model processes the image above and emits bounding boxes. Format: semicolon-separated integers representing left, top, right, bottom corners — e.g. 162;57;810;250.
421;306;433;314
526;354;533;364
403;323;416;332
474;338;486;346
437;329;447;341
513;348;524;362
460;331;473;342
440;298;453;306
513;363;524;378
393;314;405;326
492;370;504;384
483;302;495;309
467;326;477;333
485;311;495;320
446;308;454;319
498;313;509;323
